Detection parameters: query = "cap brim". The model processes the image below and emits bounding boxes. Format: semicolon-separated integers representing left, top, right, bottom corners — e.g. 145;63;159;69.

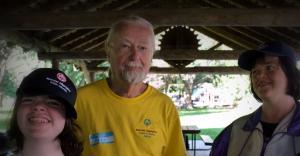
238;49;289;71
238;50;262;71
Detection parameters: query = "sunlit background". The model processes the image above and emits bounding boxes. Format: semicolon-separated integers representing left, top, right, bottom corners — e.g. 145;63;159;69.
0;29;262;141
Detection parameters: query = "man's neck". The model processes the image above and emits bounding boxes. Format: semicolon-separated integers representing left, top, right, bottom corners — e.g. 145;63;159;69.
107;78;147;98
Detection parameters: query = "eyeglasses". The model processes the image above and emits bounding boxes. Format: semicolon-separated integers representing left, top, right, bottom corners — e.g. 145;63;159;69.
251;62;281;78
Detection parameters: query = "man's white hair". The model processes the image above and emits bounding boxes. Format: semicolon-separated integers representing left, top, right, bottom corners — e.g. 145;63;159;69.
104;15;155;54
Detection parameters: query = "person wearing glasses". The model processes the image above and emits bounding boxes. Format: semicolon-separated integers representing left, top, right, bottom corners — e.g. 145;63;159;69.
210;41;300;156
75;16;187;156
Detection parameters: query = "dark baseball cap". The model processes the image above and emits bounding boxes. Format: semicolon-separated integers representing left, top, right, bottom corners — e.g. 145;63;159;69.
17;68;77;119
238;41;297;71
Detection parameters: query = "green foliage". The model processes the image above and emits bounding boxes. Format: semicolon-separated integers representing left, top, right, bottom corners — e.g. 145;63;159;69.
179;108;229;116
0;118;9;131
193;73;222;88
59;61;109;87
212;74;222;87
59;62;86;87
0;70;17;97
169;85;179;93
94;71;108;81
194;74;212;84
0;110;11;131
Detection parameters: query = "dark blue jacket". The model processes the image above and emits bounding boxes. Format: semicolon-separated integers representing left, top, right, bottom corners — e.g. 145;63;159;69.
210;103;300;156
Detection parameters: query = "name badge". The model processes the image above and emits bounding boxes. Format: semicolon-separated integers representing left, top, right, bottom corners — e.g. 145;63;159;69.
89;132;114;146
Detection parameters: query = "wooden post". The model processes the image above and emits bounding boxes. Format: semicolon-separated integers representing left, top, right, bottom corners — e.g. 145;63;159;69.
51;59;59;69
90;72;95;82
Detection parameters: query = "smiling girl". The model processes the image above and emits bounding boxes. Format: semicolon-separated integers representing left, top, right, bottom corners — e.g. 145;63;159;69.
6;68;82;156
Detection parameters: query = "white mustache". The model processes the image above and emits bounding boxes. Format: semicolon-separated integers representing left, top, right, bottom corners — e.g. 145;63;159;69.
126;62;142;67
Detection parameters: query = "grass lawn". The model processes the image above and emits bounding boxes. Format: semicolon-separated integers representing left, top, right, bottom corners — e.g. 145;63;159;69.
179;108;230;116
200;128;223;140
179;108;227;141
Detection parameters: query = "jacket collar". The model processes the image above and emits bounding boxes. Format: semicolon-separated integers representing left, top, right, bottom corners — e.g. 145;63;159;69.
243;102;300;135
243;107;261;131
287;102;300;135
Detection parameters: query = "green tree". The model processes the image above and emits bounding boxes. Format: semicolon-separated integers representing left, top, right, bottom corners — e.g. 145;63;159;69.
0;70;16;98
59;62;86;87
94;71;108;81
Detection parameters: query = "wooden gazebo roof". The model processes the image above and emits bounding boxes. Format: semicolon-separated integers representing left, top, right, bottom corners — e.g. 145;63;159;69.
1;0;300;75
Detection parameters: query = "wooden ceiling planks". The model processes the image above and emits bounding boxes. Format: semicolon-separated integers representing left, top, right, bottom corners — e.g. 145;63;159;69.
1;9;300;29
1;0;300;74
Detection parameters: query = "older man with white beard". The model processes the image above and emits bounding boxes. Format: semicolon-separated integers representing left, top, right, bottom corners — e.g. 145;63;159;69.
75;16;187;156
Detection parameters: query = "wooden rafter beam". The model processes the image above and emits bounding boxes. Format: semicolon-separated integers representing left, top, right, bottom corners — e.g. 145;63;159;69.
38;49;300;60
267;27;300;46
70;31;108;51
59;29;99;47
192;26;245;49
74;0;114;12
113;0;140;11
38;50;241;60
196;26;258;49
225;27;264;45
232;27;272;43
48;29;78;43
87;66;248;74
253;27;300;47
1;8;300;29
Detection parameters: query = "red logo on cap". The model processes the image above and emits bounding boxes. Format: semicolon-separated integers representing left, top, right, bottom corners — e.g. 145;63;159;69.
57;73;67;82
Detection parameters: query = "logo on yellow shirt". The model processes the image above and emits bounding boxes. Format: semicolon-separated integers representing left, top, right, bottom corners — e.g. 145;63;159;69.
144;119;151;126
136;118;157;138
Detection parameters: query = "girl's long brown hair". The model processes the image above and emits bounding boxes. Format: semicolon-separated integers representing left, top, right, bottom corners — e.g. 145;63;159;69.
7;94;83;156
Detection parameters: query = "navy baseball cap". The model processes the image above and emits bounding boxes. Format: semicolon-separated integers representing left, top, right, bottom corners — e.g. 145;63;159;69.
17;68;77;119
238;41;296;71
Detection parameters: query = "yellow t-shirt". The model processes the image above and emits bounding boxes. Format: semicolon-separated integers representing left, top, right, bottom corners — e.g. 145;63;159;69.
75;79;187;156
